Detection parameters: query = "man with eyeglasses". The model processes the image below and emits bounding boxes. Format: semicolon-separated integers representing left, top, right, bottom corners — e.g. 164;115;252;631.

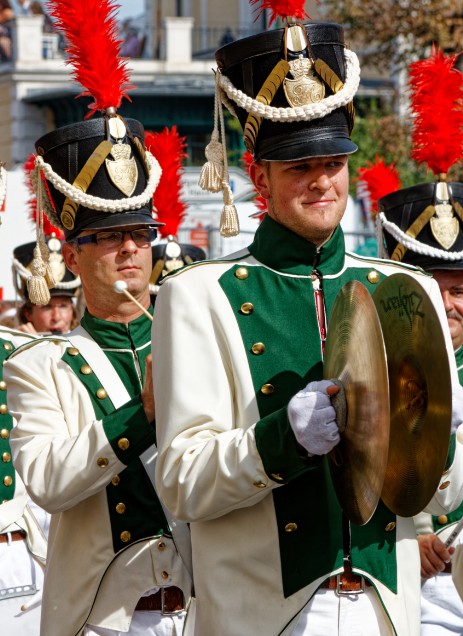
4;112;193;636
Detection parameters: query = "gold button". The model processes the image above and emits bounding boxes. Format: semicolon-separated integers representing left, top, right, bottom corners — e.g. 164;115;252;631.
285;522;298;533
251;342;266;356
118;438;130;451
3;343;13;351
3;475;13;487
97;457;109;468
161;571;169;579
2;452;11;463
271;473;284;482
80;365;93;375
253;481;266;489
0;429;9;439
367;270;380;284
0;404;8;415
437;515;448;525
67;347;79;356
116;503;126;514
120;531;131;543
261;384;275;396
158;542;166;551
240;302;254;315
112;475;121;486
235;267;249;280
440;481;451;490
96;388;108;399
0;381;6;391
385;522;396;532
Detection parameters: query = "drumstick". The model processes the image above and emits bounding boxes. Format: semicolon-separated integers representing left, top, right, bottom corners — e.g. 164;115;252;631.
113;280;153;321
445;517;463;549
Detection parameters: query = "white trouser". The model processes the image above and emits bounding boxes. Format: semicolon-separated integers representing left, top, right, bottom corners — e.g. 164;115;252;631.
84;610;186;636
0;535;44;636
421;573;463;635
292;588;393;636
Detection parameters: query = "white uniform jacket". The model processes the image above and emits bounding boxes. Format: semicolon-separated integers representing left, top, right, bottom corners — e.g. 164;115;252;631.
153;217;463;636
5;312;192;636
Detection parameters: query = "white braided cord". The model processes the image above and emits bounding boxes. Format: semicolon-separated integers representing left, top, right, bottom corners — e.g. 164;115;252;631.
0;165;7;210
34;150;162;213
378;212;463;260
218;49;360;122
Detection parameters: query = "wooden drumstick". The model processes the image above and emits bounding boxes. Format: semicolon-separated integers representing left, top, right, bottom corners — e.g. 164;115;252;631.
113;280;153;321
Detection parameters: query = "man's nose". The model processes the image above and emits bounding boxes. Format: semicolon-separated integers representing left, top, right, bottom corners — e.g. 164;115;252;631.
309;171;331;191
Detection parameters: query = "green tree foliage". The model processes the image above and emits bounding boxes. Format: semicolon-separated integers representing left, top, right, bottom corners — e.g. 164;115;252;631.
321;0;463;70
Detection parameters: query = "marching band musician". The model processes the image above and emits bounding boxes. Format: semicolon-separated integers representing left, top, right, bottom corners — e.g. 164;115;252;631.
366;49;463;636
3;1;192;635
13;238;80;335
152;3;463;635
0;163;47;635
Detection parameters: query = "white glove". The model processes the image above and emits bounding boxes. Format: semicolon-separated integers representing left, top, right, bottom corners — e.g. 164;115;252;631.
288;380;341;456
452;380;463;434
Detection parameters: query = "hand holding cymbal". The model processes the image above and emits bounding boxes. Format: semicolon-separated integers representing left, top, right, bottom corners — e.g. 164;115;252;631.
113;280;153;321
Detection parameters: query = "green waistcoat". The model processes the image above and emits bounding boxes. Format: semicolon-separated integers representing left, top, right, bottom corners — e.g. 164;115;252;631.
219;215;399;597
62;308;169;553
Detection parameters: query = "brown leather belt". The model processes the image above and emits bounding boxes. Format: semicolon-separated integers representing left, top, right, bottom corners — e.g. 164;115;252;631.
322;570;371;594
135;587;184;613
0;530;26;543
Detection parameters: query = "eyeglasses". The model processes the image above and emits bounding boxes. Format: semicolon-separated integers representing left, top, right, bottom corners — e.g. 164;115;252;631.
74;228;157;248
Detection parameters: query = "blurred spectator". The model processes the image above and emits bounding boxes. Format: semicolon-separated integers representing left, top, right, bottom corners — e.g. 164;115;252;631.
17;0;54;32
120;18;142;58
0;0;14;62
219;27;234;46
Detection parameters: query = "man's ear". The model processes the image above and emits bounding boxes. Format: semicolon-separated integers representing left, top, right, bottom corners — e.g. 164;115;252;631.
249;161;271;200
61;242;80;275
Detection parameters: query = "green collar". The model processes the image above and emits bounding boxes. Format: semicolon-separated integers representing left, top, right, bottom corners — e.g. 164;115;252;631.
81;307;154;350
248;215;346;276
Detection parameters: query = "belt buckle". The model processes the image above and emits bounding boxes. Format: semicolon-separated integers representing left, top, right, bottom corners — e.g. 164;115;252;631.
161;587;184;615
336;573;365;596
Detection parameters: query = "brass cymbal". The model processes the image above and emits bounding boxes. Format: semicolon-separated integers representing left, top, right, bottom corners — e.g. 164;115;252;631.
373;273;451;517
324;280;390;526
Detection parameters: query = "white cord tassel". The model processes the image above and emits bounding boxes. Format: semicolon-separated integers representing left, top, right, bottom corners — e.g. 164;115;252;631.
27;167;52;305
220;181;240;237
198;128;225;193
27;245;51;305
199;72;225;193
0;163;7;212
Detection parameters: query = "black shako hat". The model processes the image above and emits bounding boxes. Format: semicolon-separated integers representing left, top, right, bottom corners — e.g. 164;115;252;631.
35;115;162;241
375;49;463;272
215;22;359;161
150;239;206;295
378;181;463;271
13;237;81;301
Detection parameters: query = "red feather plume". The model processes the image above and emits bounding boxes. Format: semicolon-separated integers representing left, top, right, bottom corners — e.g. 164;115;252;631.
145;127;188;238
46;0;134;118
242;151;267;222
357;156;401;219
23;154;64;239
250;0;310;25
409;47;463;175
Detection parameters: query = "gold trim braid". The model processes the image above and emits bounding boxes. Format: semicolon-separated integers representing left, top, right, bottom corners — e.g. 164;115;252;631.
391;205;436;261
61;140;113;231
243;60;290;154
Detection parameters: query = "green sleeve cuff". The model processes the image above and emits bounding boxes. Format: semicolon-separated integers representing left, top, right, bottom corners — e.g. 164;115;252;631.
255;406;320;483
103;396;156;465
